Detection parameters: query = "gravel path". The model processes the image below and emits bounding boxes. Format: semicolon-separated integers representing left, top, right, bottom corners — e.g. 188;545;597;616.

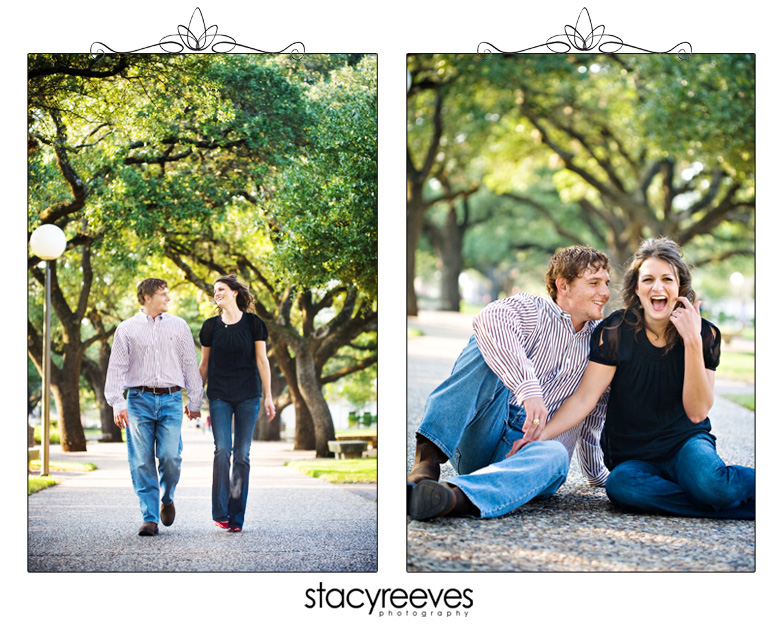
407;311;755;572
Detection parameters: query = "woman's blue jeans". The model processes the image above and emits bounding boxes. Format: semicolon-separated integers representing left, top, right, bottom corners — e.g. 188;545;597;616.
605;433;755;519
126;389;183;523
210;397;260;528
417;336;570;518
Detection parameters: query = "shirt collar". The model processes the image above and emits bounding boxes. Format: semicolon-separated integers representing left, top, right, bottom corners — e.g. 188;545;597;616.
139;310;166;323
545;297;598;335
544;296;573;321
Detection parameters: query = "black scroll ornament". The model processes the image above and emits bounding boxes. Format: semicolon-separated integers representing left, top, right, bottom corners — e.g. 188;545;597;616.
478;7;691;59
91;7;305;57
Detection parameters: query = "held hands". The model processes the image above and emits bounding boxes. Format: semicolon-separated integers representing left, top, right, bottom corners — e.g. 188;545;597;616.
506;396;548;458
184;407;201;421
670;298;702;343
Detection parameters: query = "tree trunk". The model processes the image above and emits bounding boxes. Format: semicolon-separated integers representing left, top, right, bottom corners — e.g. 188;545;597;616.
295;348;335;458
407;182;426;317
253;364;286;441
83;346;122;442
262;334;316;448
51;361;86;452
435;202;465;311
254;410;280;441
292;393;316;450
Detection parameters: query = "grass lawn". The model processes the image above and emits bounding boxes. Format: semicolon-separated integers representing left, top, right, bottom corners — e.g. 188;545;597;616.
29;460;97;473
28;460;97;495
722;393;755;411
285;458;376;483
717;351;754;384
28;475;58;495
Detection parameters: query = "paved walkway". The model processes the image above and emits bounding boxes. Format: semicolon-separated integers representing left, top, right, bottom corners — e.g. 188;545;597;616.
28;426;377;572
407;310;755;572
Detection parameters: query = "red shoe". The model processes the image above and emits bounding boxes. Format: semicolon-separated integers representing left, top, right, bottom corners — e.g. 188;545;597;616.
215;521;229;529
228;525;242;532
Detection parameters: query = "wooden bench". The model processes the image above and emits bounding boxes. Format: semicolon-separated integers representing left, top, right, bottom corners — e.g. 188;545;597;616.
328;440;369;459
335;433;378;449
721;328;743;346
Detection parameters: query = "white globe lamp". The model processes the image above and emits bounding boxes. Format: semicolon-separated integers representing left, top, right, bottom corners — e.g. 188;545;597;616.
30;224;67;260
29;223;67;475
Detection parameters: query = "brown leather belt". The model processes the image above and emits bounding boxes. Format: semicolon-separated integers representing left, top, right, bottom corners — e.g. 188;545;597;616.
133;386;182;395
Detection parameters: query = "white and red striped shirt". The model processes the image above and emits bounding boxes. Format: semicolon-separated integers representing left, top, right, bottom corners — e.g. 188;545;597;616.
473;293;609;485
104;312;204;413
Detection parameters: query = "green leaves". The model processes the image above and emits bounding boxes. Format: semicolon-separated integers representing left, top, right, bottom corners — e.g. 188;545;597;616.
267;56;377;298
408;53;754;287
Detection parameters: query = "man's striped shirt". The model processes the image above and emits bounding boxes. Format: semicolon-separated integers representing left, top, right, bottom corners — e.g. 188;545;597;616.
473;293;610;486
105;312;204;413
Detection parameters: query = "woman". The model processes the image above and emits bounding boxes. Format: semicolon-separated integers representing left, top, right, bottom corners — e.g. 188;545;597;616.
199;275;276;531
514;238;755;518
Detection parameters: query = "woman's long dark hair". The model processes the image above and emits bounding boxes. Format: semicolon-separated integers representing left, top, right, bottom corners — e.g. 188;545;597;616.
214;274;255;313
620;237;695;352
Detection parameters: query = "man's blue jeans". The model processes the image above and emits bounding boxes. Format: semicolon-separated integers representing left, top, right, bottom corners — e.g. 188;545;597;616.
417;336;570;518
210;397;260;528
126;388;184;523
605;432;755;519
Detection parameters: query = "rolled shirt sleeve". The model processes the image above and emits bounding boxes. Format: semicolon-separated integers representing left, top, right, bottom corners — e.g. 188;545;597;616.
472;295;544;405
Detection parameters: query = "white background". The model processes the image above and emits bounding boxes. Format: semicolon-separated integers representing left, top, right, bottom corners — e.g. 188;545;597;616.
6;1;780;625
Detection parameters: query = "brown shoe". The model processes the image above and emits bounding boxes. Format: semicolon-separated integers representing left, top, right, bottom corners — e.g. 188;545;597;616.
408;481;477;521
161;501;176;526
406;435;448;484
138;521;159;536
408;481;457;520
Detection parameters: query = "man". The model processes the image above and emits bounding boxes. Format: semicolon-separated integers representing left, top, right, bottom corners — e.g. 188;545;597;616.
105;278;204;536
407;246;611;520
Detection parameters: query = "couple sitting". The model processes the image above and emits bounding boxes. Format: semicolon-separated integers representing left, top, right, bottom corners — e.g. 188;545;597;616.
407;238;755;521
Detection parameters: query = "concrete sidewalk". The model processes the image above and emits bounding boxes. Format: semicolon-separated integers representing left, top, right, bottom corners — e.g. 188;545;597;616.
407;310;755;572
28;426;377;572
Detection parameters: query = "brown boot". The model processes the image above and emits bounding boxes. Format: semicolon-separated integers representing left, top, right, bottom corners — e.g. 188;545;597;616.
407;434;448;484
408;481;478;520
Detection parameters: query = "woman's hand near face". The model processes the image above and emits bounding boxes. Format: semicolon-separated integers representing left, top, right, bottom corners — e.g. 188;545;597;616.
670;298;702;345
672;297;716;422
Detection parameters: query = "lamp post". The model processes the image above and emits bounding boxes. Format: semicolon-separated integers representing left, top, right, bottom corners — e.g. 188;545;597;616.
29;224;67;476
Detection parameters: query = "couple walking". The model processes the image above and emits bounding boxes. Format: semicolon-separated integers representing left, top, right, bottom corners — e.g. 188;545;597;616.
105;275;276;536
407;237;755;521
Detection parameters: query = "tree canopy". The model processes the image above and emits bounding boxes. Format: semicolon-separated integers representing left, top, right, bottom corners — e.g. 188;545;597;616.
406;53;754;314
28;53;378;456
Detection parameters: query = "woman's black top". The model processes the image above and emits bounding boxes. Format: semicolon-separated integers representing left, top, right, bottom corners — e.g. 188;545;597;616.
589;309;721;470
199;312;268;403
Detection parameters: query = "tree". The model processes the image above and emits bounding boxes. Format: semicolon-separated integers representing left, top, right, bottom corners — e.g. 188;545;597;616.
406;54;755;312
28;54;229;449
28;53;378;457
406;55;492;316
495;54;754;270
165;57;378;456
